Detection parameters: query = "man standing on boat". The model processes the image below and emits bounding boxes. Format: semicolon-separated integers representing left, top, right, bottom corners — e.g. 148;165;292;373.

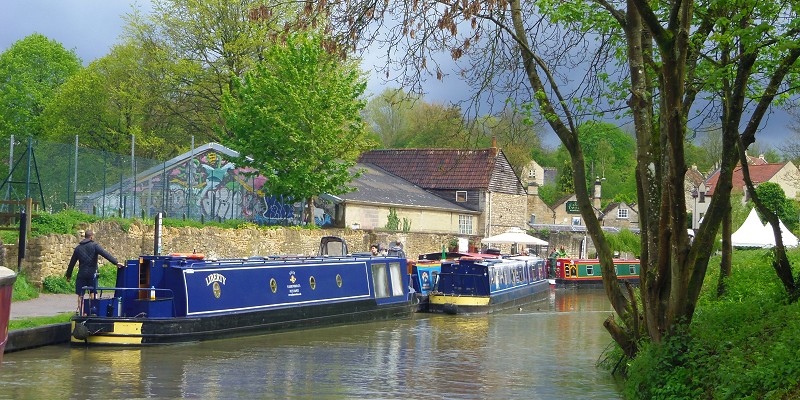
65;230;124;314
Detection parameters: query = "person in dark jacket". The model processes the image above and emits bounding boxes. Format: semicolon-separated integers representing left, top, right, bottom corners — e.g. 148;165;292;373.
65;230;124;314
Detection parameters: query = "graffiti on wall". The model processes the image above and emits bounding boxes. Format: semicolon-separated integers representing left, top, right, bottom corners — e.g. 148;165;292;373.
86;147;341;227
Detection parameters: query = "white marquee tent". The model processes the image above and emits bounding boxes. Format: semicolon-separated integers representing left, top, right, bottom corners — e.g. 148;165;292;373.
731;208;799;248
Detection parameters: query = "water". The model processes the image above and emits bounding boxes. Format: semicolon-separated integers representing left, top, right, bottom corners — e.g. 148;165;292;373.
0;289;623;399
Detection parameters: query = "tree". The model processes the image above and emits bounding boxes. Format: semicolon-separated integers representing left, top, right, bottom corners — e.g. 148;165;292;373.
0;34;81;139
309;0;800;358
755;183;799;233
363;88;418;148
41;41;189;158
222;33;373;225
124;0;293;141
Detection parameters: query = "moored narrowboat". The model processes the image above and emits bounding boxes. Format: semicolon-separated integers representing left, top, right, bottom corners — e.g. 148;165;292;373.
427;255;549;315
554;258;640;287
70;238;412;346
0;266;16;361
409;251;500;312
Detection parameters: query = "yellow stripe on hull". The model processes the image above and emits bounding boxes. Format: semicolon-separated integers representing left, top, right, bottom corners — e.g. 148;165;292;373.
429;295;490;306
71;321;144;345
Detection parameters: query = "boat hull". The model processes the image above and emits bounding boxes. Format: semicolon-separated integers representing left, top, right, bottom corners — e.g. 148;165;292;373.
428;280;550;315
70;247;412;347
0;267;17;361
554;258;640;287
71;298;409;346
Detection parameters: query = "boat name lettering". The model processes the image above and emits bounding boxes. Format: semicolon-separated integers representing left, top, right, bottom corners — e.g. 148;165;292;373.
287;284;301;289
205;273;227;286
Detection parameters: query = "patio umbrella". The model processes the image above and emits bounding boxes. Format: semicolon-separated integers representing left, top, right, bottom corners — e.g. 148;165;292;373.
481;227;549;246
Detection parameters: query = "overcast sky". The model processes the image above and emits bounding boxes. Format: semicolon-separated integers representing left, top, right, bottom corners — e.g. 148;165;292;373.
1;0;796;151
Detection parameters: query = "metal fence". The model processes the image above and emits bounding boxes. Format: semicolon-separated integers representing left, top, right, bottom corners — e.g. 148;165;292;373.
0;136;311;224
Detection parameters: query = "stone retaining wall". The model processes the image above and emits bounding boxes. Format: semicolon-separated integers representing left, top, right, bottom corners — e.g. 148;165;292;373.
4;222;455;287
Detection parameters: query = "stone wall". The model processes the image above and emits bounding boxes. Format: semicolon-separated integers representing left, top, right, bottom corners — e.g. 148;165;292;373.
487;192;527;236
3;222;456;287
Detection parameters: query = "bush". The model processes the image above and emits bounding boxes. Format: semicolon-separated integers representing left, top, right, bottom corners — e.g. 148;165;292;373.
42;274;72;294
624;248;800;398
11;273;39;301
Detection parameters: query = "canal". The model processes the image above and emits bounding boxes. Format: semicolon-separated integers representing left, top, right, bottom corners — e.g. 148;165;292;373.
0;288;623;399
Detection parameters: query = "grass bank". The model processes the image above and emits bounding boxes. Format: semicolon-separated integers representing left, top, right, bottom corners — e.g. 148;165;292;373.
624;248;800;399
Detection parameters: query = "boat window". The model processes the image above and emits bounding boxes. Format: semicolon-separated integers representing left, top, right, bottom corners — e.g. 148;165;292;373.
630;265;636;274
389;262;404;296
586;265;593;275
372;263;389;298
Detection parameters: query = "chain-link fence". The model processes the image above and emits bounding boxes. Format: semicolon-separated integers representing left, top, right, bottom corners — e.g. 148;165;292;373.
0;137;310;224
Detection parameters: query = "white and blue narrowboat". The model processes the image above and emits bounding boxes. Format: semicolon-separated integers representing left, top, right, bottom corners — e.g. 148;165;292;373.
70;237;412;346
428;255;550;314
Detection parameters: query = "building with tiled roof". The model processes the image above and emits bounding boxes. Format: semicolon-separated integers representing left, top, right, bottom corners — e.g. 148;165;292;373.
695;161;800;229
704;162;800;198
358;148;527;236
600;201;639;230
321;163;479;233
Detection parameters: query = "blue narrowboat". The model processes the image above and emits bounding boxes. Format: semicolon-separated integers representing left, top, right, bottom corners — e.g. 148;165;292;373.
428;255;550;314
70;238;412;346
409;251;501;312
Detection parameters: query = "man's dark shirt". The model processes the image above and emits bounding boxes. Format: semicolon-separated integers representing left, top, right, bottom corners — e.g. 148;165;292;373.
65;238;119;280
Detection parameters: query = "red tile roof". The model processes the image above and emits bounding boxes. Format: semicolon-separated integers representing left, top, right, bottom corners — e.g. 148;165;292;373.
705;163;786;196
358;148;500;189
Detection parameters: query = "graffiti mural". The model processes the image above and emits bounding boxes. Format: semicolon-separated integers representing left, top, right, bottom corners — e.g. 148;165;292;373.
84;144;297;224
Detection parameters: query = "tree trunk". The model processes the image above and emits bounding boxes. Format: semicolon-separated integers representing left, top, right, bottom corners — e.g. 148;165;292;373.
717;202;732;297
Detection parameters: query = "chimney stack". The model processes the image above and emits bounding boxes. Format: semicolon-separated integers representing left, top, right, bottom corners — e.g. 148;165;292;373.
593;177;602;209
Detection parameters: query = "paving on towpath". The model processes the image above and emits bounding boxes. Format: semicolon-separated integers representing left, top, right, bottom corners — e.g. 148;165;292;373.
10;294;76;320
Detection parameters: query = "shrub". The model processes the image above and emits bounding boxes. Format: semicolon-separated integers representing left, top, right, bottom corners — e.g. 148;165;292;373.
42;274;72;294
11;272;39;301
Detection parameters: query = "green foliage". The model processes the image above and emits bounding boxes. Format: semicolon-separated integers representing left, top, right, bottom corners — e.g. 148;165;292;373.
9;314;72;331
42;275;72;294
30;209;97;237
223;32;372;220
386;208;400;231
556;159;574;196
11;273;39;302
754;182;800;232
625;249;800;398
537;183;559;206
0;33;82;139
402;217;411;233
603;229;640;257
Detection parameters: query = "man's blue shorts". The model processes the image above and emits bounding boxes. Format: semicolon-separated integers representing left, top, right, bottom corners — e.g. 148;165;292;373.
75;276;93;295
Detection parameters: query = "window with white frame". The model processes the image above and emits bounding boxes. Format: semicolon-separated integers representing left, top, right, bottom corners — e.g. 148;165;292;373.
618;208;629;219
572;216;582;226
456;191;467;202
459;214;473;234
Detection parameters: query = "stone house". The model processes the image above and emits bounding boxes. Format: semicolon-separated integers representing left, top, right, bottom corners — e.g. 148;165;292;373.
701;161;800;222
357;147;527;237
600;201;639;230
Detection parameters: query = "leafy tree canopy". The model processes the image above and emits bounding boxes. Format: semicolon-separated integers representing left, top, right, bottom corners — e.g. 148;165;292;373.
223;32;373;221
0;33;81;139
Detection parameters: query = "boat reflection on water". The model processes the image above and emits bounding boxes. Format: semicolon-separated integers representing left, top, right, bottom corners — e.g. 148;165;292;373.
2;289;623;399
553;287;614;313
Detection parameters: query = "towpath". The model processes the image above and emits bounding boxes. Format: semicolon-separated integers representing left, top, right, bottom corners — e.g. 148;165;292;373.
9;294;75;320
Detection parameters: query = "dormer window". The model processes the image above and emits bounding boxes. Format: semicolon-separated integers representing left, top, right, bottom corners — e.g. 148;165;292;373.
456;191;467;202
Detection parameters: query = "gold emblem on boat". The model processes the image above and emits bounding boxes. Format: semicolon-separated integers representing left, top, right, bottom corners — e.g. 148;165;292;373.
336;274;342;288
212;281;221;298
309;276;316;290
290;273;296;283
270;278;277;293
